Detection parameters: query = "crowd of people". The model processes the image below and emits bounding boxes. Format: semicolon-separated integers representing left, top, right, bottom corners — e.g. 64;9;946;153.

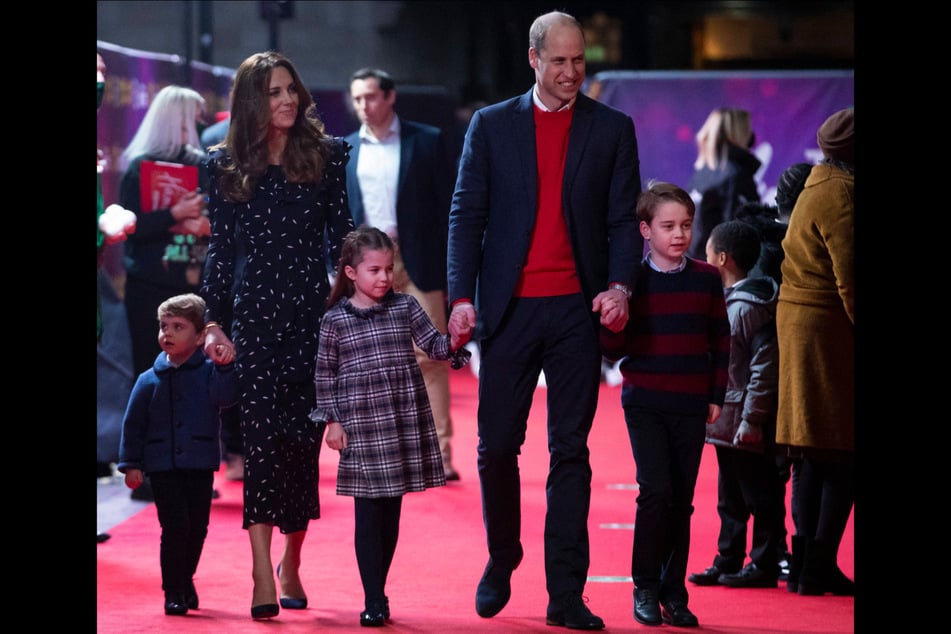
98;9;853;628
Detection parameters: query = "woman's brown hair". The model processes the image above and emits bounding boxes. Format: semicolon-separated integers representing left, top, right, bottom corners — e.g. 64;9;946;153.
216;51;331;202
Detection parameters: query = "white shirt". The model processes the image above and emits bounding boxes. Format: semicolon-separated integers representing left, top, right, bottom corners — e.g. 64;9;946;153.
532;84;576;112
356;115;401;237
647;253;687;274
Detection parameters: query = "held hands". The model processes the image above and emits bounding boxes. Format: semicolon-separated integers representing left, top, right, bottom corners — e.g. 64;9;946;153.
733;420;762;446
592;288;630;332
324;422;348;451
448;302;476;349
706;404;722;425
212;342;235;365
203;323;234;364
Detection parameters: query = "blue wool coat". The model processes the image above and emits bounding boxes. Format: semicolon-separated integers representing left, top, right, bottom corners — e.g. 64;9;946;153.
117;348;238;474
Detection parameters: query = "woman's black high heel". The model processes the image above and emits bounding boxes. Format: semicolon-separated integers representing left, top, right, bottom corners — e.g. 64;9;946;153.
251;603;279;620
276;563;308;609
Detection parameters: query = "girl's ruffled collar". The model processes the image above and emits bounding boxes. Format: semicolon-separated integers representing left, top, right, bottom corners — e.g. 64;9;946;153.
341;291;394;318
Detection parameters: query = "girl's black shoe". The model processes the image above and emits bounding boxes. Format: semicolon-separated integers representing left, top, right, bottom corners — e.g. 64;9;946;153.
361;599;387;627
360;609;385;627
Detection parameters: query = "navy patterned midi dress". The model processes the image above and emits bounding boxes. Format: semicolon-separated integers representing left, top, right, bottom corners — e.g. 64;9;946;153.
311;292;469;498
201;139;355;532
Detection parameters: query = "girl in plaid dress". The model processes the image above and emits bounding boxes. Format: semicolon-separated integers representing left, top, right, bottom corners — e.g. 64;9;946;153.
311;226;470;626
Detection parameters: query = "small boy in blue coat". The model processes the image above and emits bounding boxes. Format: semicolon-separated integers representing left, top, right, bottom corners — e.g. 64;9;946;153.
117;293;237;616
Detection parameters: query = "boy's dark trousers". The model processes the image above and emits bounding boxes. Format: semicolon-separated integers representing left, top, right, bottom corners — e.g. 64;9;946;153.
625;405;705;604
712;445;784;575
150;469;215;595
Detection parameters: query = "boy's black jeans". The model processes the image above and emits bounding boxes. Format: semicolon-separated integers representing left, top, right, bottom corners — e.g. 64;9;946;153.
150;469;215;595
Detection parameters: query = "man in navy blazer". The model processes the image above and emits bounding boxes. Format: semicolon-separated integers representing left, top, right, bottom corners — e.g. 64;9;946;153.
447;11;642;630
344;68;460;480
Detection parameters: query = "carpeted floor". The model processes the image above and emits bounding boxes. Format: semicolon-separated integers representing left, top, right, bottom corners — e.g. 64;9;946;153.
96;370;854;632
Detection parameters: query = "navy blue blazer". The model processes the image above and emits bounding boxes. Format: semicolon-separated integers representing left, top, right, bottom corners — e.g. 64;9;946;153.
447;88;643;340
345;119;454;292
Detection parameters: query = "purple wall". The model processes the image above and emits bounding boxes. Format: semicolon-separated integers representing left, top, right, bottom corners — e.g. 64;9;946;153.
591;70;854;206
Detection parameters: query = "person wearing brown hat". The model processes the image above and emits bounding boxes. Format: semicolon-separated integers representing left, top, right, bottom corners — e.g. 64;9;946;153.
774;108;854;597
816;108;854;166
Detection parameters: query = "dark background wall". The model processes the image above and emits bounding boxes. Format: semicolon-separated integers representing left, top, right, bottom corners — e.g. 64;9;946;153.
97;1;854;108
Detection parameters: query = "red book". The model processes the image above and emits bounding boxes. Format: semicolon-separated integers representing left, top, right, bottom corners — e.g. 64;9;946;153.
139;160;198;212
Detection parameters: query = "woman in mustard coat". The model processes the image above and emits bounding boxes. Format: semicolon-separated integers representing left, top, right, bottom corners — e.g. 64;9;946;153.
776;109;854;597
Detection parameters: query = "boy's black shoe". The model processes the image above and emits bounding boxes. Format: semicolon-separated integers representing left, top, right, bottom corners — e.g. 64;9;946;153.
661;601;699;627
719;563;778;588
688;565;731;586
633;587;661;626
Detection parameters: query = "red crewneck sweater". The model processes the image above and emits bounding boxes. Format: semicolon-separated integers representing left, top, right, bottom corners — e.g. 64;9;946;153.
513;105;581;297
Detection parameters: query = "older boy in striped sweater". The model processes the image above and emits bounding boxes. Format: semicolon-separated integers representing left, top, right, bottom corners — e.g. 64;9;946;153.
601;181;730;629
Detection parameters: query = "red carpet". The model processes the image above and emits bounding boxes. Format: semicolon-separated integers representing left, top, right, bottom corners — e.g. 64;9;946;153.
97;371;854;632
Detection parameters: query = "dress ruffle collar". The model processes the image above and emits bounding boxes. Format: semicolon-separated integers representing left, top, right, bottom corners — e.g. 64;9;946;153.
341;290;395;318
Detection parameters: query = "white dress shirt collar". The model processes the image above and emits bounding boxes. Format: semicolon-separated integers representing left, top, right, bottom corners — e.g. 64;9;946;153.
359;114;401;143
532;85;575;112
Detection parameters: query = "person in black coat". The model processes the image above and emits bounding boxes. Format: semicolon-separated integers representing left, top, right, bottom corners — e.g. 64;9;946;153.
687;107;761;260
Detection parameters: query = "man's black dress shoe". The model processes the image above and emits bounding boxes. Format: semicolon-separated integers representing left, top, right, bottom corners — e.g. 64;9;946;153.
164;593;189;616
545;597;605;630
661;601;699;627
475;560;514;617
633;587;662;626
250;603;279;620
719;562;778;588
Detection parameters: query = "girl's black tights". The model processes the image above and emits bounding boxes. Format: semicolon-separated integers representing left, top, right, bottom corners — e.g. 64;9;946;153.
354;495;403;607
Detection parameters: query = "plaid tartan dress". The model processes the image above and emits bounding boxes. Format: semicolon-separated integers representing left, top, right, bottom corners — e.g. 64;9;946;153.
313;292;453;498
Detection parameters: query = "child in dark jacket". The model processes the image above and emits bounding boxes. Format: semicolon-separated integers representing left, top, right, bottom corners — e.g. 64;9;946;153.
117;293;238;616
601;182;730;629
687;220;786;590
